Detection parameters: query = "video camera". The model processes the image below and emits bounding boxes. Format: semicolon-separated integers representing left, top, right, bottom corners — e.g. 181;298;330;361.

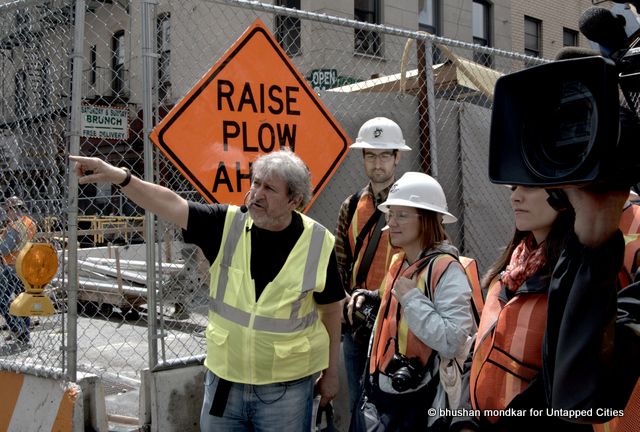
488;1;640;188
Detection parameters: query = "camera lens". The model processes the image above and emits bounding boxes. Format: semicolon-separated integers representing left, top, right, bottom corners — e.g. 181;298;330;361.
522;80;597;180
391;367;414;392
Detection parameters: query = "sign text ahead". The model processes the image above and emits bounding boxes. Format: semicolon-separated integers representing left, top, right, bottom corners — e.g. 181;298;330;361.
150;19;349;207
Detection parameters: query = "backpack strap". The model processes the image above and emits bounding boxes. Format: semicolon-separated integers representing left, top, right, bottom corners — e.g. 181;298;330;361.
354;212;386;287
415;252;483;325
343;189;386;289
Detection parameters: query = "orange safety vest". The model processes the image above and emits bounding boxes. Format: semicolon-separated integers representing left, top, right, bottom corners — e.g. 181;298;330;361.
369;252;460;375
348;192;397;291
593;203;640;432
2;215;36;266
470;277;548;424
618;203;640;287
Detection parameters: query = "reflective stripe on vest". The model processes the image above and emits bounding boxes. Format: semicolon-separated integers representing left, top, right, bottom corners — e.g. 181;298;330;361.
204;206;334;385
459;256;484;319
210;209;325;333
620;203;640;235
2;216;36;266
348;193;396;290
369;253;457;375
593;380;640;432
470;278;547;423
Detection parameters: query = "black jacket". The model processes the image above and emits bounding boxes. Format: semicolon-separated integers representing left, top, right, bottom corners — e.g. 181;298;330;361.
451;230;640;432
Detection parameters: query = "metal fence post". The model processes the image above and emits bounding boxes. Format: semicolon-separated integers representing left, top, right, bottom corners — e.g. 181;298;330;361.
66;0;86;383
141;0;159;369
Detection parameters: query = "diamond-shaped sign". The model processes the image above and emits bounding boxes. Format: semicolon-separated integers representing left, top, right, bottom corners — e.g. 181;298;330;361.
150;19;349;209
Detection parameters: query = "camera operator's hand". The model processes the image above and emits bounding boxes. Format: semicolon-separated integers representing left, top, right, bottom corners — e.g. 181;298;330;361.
563;186;628;248
347;289;378;325
392;275;418;302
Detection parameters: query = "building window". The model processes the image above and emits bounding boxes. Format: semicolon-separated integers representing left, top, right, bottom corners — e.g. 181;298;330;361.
473;0;492;66
112;30;125;96
354;0;381;56
419;0;444;64
418;0;438;34
157;13;171;101
525;16;541;57
275;0;301;56
563;27;578;47
90;45;97;85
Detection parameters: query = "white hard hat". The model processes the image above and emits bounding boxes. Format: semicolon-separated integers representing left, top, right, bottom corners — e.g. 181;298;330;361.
378;172;457;223
3;196;25;209
350;117;412;151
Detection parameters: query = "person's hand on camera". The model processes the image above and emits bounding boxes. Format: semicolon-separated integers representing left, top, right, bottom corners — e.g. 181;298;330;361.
563;186;628;248
347;289;378;325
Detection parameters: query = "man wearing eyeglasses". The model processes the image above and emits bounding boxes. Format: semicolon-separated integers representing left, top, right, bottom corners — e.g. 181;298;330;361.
334;117;412;412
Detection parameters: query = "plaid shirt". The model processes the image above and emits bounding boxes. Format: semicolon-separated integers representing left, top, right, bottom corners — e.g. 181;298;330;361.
334;182;393;291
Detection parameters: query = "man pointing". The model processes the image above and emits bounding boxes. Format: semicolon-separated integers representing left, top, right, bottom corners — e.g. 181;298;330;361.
70;150;344;432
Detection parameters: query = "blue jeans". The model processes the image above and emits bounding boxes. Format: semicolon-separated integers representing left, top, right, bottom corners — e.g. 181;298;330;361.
200;370;313;432
343;330;368;411
0;266;29;338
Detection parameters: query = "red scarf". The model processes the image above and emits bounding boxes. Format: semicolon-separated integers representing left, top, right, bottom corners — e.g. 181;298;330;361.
500;235;547;291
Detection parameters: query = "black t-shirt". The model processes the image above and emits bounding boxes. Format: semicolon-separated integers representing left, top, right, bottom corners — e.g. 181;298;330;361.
182;202;345;304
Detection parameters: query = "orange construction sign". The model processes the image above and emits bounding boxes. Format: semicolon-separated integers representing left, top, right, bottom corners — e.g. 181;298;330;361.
149;19;349;208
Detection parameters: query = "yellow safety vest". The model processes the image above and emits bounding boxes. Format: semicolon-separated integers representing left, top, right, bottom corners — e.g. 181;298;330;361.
204;206;335;384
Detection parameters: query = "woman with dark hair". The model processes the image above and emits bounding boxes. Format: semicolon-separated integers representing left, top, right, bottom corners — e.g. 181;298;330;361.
349;172;474;431
480;186;574;291
451;185;638;432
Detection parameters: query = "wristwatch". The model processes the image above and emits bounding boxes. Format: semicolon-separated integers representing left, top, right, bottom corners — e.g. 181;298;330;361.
115;167;132;189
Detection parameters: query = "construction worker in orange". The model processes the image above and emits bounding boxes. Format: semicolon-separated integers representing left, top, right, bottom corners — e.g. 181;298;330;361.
335;117;409;412
0;196;36;351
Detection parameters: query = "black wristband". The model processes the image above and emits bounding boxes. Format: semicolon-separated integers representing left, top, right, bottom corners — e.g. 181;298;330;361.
116;167;132;189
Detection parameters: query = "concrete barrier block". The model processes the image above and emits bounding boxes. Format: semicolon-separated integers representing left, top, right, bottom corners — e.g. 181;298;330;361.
0;370;84;432
149;364;206;432
77;372;109;431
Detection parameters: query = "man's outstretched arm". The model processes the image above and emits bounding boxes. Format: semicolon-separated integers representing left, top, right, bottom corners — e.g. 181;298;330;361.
70;155;189;229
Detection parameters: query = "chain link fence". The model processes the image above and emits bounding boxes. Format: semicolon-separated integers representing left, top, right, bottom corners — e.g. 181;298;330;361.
0;0;550;424
0;0;72;377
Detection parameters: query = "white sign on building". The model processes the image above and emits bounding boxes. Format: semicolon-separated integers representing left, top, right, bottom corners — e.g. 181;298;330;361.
81;105;129;140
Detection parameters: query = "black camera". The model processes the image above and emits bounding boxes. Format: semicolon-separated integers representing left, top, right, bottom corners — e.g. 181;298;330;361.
352;296;377;329
344;292;379;346
489;55;640;187
385;353;426;392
